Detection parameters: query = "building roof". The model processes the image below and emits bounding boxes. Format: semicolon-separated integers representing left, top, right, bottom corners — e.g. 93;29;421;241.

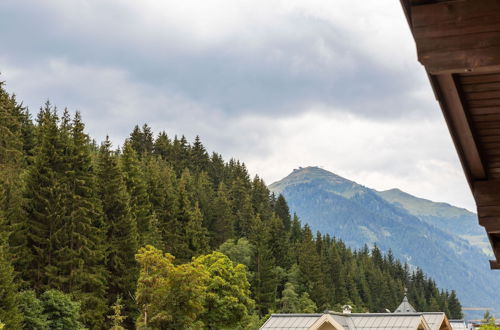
394;295;417;313
260;314;322;329
400;0;500;269
260;313;444;330
422;313;450;330
449;320;468;330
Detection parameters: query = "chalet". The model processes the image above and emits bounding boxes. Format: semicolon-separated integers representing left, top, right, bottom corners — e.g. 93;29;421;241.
399;0;500;269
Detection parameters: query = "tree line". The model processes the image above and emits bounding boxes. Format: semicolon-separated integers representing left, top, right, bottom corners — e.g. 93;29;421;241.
0;80;462;329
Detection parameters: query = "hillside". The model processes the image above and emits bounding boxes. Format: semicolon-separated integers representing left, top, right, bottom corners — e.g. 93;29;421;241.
0;82;464;328
376;188;491;255
270;166;499;317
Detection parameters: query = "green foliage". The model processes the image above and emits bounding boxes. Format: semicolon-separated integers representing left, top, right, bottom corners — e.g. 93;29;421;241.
41;290;85;330
121;141;159;246
479;311;498;330
0;83;464;329
210;183;234;247
0;242;22;328
108;297;127;330
98;137;138;325
18;290;49;329
279;282;317;313
195;251;255;329
219;238;254;268
135;245;208;330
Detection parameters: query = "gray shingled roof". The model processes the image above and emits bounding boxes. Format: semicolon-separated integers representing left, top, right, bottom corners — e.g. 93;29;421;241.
260;314;322;329
422;313;446;330
394;295;417;313
348;313;428;330
449;320;467;330
260;313;436;330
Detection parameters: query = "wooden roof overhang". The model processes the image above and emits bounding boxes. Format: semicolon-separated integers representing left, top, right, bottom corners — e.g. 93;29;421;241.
400;0;500;269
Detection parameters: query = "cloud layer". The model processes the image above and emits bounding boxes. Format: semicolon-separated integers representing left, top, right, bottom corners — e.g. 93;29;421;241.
0;0;476;210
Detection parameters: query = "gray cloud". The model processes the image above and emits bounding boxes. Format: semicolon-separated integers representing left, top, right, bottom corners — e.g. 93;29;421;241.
0;0;436;119
0;0;475;210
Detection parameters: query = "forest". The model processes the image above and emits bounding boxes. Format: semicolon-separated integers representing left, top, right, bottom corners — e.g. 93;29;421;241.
0;80;462;329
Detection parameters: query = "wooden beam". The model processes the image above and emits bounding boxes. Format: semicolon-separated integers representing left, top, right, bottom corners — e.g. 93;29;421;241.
420;46;500;74
435;74;487;180
479;217;500;233
490;260;500;269
473;180;500;206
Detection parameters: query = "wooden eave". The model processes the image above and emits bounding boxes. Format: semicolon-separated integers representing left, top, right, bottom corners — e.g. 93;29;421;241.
400;0;500;269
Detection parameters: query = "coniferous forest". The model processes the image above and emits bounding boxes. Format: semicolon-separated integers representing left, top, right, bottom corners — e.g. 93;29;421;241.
0;80;463;329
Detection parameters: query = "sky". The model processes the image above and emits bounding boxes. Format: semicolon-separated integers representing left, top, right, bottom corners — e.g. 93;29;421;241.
0;0;476;211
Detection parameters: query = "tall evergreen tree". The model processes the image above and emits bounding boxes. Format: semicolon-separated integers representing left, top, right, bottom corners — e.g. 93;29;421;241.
274;194;292;231
121;141;159;246
97;137;138;326
249;214;277;315
54;112;108;329
22;104;66;290
0;240;22;328
210;183;234;248
190;135;210;173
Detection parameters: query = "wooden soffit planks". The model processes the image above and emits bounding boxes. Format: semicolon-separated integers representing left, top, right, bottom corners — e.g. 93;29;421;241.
411;0;500;74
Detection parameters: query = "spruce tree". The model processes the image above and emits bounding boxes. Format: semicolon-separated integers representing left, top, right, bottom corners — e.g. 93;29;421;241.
230;177;254;237
56;112;108;329
274;194;292;231
143;158;179;253
249;214;277;315
23;104;65;290
97;137;138;326
210;182;235;247
0;240;22;328
153;131;171;160
121;141;159;246
190;135;210;173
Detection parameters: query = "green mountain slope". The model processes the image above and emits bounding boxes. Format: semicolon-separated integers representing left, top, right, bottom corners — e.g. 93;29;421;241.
376;188;491;255
269;166;498;317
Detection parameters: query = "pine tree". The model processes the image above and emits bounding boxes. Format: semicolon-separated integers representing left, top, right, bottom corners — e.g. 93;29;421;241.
447;290;463;319
18;290;49;330
249;214;277;315
108;297;127;330
174;169;209;260
41;290;85;330
210;182;235;247
143;158;179;253
297;225;328;309
97;137;138;326
170;135;191;175
55;112;108;329
230;177;254;237
121;141;159;246
22;104;65;290
274;194;292;231
190;135;210;173
129;124;154;159
153;131;171;160
0;240;22;328
0;81;31;280
268;214;290;269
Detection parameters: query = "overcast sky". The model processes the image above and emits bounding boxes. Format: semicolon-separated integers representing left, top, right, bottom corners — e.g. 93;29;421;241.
0;0;476;211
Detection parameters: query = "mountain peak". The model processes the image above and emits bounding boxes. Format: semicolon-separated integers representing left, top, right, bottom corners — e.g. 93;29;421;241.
269;166;352;194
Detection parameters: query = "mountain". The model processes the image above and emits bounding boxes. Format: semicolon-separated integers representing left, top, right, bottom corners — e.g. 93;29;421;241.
376;188;491;255
269;166;498;317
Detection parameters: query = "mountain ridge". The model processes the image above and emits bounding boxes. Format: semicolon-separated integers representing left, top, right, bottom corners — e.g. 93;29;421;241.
269;166;497;317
